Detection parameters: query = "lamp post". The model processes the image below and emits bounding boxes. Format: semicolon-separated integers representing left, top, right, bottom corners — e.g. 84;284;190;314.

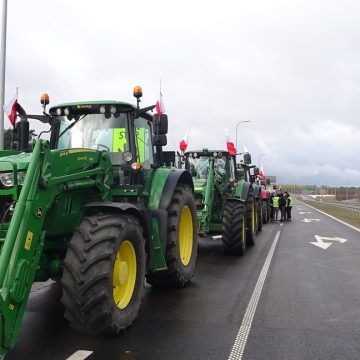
258;153;267;166
0;0;8;150
235;120;250;151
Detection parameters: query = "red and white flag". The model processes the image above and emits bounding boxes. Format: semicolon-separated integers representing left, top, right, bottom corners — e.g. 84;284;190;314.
4;90;18;127
179;132;189;153
259;164;265;178
155;91;166;115
225;129;236;156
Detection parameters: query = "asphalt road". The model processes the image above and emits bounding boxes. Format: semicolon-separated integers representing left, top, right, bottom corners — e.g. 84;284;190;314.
6;199;360;360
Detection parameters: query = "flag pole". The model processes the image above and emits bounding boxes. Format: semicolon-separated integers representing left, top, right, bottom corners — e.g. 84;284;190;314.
0;0;8;150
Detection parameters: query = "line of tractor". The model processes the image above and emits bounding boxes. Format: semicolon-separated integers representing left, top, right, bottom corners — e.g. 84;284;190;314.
0;87;272;357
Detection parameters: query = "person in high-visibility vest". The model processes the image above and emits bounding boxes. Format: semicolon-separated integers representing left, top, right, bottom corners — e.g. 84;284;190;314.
272;193;280;221
284;191;293;221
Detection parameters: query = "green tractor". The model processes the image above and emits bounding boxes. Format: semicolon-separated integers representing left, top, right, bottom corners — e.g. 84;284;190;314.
182;149;258;255
0;87;198;357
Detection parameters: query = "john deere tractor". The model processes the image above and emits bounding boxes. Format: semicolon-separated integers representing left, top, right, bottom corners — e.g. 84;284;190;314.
0;87;197;357
236;154;264;234
182;149;257;255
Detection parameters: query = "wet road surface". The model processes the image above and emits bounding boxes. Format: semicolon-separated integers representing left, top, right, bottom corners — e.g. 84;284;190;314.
6;200;360;360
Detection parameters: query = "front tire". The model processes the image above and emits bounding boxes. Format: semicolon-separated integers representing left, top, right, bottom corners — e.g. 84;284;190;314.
222;200;246;255
146;184;197;287
61;213;146;335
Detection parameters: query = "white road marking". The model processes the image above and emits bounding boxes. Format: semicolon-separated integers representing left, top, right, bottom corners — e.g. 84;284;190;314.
212;235;222;239
301;218;321;223
228;230;281;360
298;200;360;233
280;223;283;227
66;350;93;360
299;211;311;214
310;235;347;250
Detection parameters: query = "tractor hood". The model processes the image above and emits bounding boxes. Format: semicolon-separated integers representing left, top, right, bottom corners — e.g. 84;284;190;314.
193;178;207;195
0;152;32;172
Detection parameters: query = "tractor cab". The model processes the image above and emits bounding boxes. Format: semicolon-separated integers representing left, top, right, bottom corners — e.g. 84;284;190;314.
12;87;168;189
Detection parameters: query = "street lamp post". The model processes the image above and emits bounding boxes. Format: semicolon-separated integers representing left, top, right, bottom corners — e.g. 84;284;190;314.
0;0;9;150
235;120;250;151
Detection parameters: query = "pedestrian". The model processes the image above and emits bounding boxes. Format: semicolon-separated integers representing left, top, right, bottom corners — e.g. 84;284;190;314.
272;193;280;221
285;192;293;221
279;192;286;221
269;193;274;221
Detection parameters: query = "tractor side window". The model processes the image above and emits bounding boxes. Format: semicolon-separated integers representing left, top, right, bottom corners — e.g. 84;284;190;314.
134;117;153;169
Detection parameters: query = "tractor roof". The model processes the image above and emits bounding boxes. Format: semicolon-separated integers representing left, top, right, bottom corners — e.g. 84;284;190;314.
185;150;230;156
49;101;153;121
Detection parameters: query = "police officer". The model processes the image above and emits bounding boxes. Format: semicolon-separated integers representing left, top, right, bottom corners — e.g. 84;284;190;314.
285;191;293;221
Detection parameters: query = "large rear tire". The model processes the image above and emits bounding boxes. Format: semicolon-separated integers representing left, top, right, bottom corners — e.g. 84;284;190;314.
146;184;197;287
257;199;263;232
246;187;256;247
61;213;146;335
262;201;268;224
222;200;246;255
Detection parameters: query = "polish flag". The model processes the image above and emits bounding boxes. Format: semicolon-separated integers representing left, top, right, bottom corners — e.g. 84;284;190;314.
4;91;18;127
179;133;188;153
225;129;236;156
259;165;265;178
155;91;166;115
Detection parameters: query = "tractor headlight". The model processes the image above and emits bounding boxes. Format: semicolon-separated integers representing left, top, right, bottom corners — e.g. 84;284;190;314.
0;172;26;188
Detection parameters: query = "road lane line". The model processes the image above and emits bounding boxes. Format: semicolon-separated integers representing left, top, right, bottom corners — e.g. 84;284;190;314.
228;230;281;360
299;200;360;233
66;350;93;360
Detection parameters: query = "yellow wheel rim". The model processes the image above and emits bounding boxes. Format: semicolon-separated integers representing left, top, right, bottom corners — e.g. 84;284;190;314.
179;205;193;266
242;215;246;242
252;203;256;235
113;240;137;310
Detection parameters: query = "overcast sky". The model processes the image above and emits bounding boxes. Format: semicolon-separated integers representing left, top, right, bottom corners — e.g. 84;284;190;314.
2;0;360;186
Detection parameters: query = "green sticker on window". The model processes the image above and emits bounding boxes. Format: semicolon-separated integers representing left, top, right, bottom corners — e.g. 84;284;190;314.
113;128;127;152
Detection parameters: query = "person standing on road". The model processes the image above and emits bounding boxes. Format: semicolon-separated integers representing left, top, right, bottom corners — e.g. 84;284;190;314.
272;193;280;221
269;193;274;221
279;192;286;221
285;191;293;221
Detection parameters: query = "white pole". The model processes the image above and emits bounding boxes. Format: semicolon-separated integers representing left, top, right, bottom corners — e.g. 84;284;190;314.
0;0;8;150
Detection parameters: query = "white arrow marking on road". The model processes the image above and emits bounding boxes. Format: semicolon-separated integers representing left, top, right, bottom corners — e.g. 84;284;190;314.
299;211;312;214
310;235;347;250
301;218;321;223
66;351;93;360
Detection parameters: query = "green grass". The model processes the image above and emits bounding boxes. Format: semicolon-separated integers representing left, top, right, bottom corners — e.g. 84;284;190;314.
301;200;360;227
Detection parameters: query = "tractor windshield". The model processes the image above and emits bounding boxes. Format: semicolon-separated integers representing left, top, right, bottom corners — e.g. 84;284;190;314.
56;113;129;164
188;155;227;179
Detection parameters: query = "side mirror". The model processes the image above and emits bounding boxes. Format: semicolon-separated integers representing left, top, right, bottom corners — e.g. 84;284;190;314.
243;153;251;164
253;167;260;176
153;114;168;135
153;134;167;146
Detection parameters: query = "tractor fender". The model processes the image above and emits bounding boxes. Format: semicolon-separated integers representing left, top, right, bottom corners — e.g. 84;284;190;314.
159;169;194;210
226;197;246;204
237;181;251;202
253;185;262;201
83;202;151;242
